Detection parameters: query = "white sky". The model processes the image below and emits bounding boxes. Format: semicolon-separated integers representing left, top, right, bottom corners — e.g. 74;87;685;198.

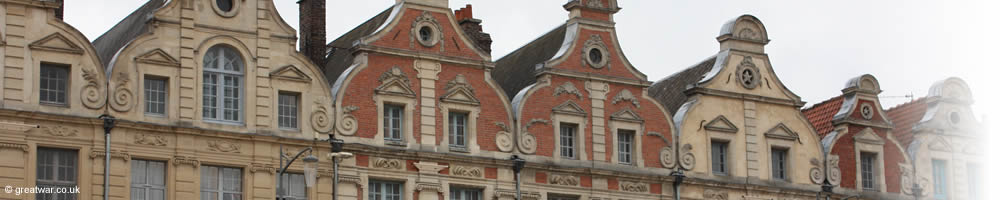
66;0;997;191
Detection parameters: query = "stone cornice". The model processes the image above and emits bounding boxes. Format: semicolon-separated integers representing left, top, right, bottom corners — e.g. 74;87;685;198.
685;87;805;107
354;45;494;69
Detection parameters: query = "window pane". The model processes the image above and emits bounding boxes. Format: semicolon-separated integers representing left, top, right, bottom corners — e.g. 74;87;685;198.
712;142;727;174
933;160;948;200
131;160;147;184
39;64;69;104
278;93;299;129
384;105;403;141
968;164;980;200
450;112;467;148
560;124;576;159
145;78;167;115
860;152;876;190
771;149;787;180
618;130;634;164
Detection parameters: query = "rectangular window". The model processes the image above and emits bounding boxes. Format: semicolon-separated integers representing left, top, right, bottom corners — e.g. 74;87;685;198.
277;173;306;200
144;77;168;116
200;166;242;200
368;180;402;200
449;187;482;200
278;92;299;129
131;160;165;200
559;124;577;159
203;74;242;122
711;141;728;175
968;164;980;200
860;152;877;191
37;148;77;200
617;129;635;164
932;159;948;200
449;112;468;149
383;104;403;142
771;148;788;180
39;63;69;105
548;196;578;200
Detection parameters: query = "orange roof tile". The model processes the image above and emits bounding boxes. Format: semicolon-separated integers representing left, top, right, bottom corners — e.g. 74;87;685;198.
886;98;930;146
802;95;845;138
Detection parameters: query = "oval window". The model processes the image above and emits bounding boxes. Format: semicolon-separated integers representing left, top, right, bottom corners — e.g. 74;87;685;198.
588;48;602;64
419;26;433;43
217;0;233;12
950;112;961;124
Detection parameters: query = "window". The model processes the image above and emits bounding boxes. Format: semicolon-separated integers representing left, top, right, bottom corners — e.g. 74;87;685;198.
216;0;233;12
37;148;77;200
860;152;877;191
200;166;242;200
711;141;728;175
418;26;433;43
449;187;481;200
968;164;981;200
277;173;306;200
771;148;787;180
203;45;243;123
383;104;403;142
449;112;468;149
559;124;577;159
278;92;299;129
932;160;948;200
131;160;165;200
548;196;578;200
368;180;402;200
617;129;634;164
145;77;168;116
39;63;69;105
588;48;602;64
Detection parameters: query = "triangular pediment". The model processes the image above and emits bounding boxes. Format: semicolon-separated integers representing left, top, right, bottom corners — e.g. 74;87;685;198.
764;123;799;141
610;109;643;122
375;79;416;97
704;115;739;133
441;87;480;105
552;101;587;116
852;127;884;145
269;65;312;83
927;137;952;152
135;49;180;66
29;33;84;54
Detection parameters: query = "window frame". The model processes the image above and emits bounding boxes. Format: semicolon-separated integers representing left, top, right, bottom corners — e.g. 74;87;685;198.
277;173;306;200
200;165;243;200
36;147;78;200
968;163;981;200
859;152;878;191
711;140;729;175
383;103;405;144
616;129;635;165
448;111;469;150
770;147;788;181
131;159;166;200
449;186;482;200
368;180;403;200
39;63;70;106
932;159;948;200
559;123;578;159
277;92;300;130
202;45;245;124
144;76;169;116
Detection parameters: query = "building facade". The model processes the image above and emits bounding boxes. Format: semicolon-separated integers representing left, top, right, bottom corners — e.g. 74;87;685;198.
0;0;983;200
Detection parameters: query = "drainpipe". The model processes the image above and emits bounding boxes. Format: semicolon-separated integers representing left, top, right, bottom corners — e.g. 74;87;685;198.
98;114;116;200
511;155;525;200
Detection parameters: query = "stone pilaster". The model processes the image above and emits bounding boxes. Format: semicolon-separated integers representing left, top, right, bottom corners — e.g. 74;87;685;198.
743;100;760;177
587;81;609;161
253;0;273;128
3;4;26;104
414;60;441;149
177;1;197;120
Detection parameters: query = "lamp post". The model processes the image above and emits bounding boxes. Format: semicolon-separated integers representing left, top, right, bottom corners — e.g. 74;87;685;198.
328;134;353;200
277;147;318;200
511;155;525;200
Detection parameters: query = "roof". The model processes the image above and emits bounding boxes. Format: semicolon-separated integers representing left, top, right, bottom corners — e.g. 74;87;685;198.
801;95;845;138
647;55;717;114
322;6;395;85
92;0;166;70
492;24;567;99
886;98;930;146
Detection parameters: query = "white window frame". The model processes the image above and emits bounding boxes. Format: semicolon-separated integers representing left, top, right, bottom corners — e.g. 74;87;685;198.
200;165;242;200
277;92;299;130
932;159;948;200
277;173;306;200
616;129;635;165
39;63;70;106
448;111;469;150
609;118;643;166
859;152;877;191
967;163;980;200
368;180;403;200
131;160;166;200
144;76;169;116
36;148;77;200
853;128;886;192
449;186;482;200
383;104;405;143
770;147;789;181
559;123;579;159
711;140;729;176
202;45;244;123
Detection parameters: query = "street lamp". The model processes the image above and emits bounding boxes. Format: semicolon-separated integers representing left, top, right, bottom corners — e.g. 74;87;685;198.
328;134;354;200
277;146;318;200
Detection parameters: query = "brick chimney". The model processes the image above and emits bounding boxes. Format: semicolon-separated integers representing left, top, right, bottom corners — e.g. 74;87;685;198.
298;0;326;66
55;0;64;20
564;0;620;23
454;4;492;54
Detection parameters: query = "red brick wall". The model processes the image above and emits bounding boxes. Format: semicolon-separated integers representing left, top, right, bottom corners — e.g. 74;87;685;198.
339;54;422;140
549;29;643;80
518;76;592;158
604;84;672;168
831;125;906;193
371;9;484;61
434;63;511;150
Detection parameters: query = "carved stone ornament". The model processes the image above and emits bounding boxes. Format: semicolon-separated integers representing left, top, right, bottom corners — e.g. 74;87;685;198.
207;140;241;153
517;132;537;154
249;163;276;174
89;150;131;161
451;165;483;178
495;122;514;152
581;34;610;69
526;118;550;129
736;56;761;89
495;190;541;200
703;189;728;200
553;82;583;99
375;66;416;97
337;175;364;186
0;121;38;132
826;155;842;185
311;99;333;132
411;11;444;49
373;158;403;170
860;103;875;120
611;89;640;108
680;144;695;170
659;147;674;168
440;74;480;105
339;105;359;136
171;156;200;166
900;164;929;196
586;0;604;8
43;125;78;137
809;158;824;184
80;68;104;109
0;142;29;152
415;182;443;193
620;181;648;193
110;72;133;112
413;161;448;174
134;134;167;146
548;174;579;186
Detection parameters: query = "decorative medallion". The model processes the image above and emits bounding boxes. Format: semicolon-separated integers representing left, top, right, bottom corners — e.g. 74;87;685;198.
900;165;928;196
411;11;443;48
611;89;640;108
548;174;579;186
620;181;648;193
582;35;610;69
134;134;167;146
736;56;760;89
311;99;333;132
809;158;824;184
43;126;78;137
518;132;537;154
553;82;583;99
207;140;241;153
860;103;874;120
679;144;695;170
339;105;359;136
111;72;133;112
451;165;483;178
659;147;674;168
373;158;403;170
586;0;604;8
495;122;514;152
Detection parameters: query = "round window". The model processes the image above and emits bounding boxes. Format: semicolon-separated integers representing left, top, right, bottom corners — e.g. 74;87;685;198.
588;48;603;65
216;0;233;12
419;26;433;43
860;103;874;120
741;68;756;87
950;112;961;124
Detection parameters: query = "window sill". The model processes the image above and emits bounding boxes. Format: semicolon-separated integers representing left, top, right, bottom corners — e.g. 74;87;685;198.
385;140;407;147
449;146;469;153
203;119;245;126
40;102;69;108
145;113;167;118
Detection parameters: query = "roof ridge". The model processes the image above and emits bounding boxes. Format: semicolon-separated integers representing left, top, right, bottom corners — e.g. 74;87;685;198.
801;95;844;113
495;23;567;62
886;97;928;113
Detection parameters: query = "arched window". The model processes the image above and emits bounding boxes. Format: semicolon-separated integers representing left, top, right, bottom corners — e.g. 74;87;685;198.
203;45;244;122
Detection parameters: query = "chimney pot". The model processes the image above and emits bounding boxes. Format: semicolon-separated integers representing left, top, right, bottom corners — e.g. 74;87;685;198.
298;0;327;66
